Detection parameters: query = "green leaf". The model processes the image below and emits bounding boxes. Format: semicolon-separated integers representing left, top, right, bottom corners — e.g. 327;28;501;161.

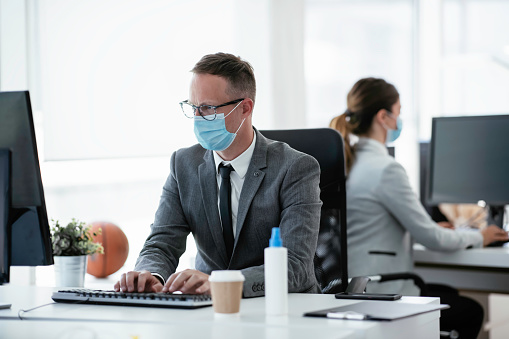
50;219;104;256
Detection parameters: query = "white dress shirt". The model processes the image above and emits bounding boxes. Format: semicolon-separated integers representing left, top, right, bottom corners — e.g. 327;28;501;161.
213;129;256;237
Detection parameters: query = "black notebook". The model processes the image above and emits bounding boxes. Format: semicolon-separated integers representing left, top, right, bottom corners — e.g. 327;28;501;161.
304;300;449;321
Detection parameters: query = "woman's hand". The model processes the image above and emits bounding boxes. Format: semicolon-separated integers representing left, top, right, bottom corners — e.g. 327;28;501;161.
481;225;509;246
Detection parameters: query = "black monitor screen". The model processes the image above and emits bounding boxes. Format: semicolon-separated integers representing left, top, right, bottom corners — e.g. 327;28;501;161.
427;115;509;206
0;91;53;266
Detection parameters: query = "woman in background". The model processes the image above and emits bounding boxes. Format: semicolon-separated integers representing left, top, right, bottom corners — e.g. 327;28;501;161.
330;77;508;339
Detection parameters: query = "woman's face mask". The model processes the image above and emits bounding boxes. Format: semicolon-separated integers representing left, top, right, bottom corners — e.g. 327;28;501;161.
384;113;403;143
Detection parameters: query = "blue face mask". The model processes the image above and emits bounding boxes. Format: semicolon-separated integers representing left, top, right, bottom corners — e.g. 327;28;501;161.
194;112;246;151
385;114;403;143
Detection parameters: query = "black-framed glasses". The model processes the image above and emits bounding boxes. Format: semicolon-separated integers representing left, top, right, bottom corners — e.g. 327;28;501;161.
180;98;244;121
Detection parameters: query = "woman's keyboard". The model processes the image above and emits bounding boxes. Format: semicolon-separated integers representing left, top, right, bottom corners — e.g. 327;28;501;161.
52;289;212;309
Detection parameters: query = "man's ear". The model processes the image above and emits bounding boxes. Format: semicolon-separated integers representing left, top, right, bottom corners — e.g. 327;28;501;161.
241;98;254;117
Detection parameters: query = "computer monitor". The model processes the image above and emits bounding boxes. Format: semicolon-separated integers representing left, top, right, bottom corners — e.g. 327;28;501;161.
0;91;53;274
427;115;509;231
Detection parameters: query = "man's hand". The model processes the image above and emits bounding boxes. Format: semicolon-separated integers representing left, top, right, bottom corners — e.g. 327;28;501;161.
481;225;509;246
162;269;210;294
114;270;163;293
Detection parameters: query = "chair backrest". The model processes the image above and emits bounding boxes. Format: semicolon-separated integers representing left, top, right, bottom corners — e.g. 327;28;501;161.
260;128;348;293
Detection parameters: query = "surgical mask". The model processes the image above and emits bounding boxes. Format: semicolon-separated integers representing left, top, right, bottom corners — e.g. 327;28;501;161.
384;114;403;143
194;113;246;151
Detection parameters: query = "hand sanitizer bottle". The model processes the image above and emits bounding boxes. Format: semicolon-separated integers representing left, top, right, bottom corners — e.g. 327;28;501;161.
264;227;288;315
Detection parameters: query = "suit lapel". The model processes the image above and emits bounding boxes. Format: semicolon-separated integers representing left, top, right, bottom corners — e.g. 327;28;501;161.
198;150;229;266
234;130;268;250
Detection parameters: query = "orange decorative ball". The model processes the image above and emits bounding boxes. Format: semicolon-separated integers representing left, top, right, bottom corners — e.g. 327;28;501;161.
87;221;129;278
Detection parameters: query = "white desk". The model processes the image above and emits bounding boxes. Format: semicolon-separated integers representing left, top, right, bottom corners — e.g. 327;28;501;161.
0;285;441;339
414;244;509;293
487;293;509;339
0;318;356;339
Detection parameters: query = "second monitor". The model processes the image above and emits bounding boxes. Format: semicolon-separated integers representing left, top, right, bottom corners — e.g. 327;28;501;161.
426;114;509;232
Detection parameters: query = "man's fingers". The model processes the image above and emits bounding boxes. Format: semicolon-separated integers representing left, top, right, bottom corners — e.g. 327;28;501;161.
115;270;211;294
168;270;191;292
137;272;148;292
126;271;139;292
195;281;211;294
119;273;128;292
163;270;210;294
162;272;180;293
179;274;204;293
151;282;164;293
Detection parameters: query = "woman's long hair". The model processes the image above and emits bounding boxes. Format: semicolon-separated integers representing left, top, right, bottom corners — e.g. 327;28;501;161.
330;77;399;174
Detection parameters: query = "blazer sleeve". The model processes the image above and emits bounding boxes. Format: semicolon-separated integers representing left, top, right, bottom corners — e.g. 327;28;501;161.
374;162;483;250
240;153;322;296
134;152;190;280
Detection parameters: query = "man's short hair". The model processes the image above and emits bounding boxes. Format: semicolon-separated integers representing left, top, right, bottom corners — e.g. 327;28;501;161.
192;53;256;103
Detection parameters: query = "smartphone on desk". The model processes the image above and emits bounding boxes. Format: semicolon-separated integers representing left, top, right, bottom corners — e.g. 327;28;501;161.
335;292;402;301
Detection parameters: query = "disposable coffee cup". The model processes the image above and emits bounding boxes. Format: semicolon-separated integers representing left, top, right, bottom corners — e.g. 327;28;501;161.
209;270;245;315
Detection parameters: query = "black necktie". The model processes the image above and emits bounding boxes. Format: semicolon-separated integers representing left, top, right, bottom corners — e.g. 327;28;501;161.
219;164;234;260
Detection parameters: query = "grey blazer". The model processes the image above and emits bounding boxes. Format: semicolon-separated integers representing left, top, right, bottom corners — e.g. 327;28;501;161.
135;129;322;297
347;138;483;295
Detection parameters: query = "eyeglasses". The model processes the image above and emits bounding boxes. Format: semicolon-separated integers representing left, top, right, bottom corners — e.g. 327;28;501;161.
180;98;244;121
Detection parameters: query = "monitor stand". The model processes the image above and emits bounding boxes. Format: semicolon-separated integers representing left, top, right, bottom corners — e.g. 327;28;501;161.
487;205;508;247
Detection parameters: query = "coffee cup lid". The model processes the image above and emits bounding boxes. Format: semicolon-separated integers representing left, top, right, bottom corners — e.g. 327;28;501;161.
209;270;245;282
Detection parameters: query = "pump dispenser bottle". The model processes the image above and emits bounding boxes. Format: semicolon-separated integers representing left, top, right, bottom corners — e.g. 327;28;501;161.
264;227;288;315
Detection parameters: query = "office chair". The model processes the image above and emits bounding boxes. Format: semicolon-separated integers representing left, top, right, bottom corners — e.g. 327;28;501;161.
260;128;348;293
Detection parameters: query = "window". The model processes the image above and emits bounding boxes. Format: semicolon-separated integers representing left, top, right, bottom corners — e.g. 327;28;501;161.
304;0;418;188
34;0;237;160
442;0;509;115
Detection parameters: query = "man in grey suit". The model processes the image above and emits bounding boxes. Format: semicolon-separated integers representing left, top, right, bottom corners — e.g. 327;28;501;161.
114;53;322;297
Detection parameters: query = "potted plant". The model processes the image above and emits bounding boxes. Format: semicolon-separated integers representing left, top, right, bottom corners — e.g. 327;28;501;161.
51;219;104;287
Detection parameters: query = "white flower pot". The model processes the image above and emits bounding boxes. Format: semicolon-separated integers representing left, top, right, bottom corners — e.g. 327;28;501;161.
54;255;88;287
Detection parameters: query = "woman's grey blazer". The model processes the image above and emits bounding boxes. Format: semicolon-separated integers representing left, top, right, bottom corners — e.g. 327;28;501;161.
347;138;482;295
135;129;322;297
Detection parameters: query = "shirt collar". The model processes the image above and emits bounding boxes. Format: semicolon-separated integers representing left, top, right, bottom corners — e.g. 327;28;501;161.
213;129;256;179
356;137;389;155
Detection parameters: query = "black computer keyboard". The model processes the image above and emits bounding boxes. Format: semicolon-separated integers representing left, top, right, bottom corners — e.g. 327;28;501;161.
52;289;212;309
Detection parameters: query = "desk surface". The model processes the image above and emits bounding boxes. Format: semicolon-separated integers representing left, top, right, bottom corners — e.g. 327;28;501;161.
0;285;440;339
0;318;356;339
414;243;509;269
414;244;509;293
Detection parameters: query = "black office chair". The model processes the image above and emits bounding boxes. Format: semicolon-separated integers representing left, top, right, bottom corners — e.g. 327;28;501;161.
260;128;348;293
